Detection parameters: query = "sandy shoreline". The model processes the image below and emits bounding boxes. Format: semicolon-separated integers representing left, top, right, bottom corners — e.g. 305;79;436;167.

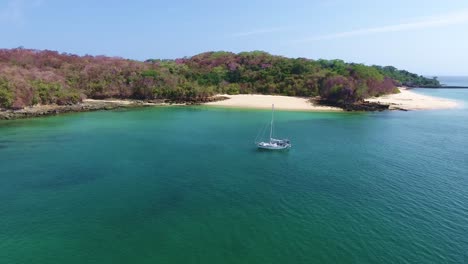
205;88;460;111
365;88;460;110
0;88;461;120
204;94;342;111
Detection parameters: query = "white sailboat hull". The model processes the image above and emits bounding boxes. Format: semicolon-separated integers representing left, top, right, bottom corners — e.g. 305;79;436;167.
257;144;291;150
257;139;291;150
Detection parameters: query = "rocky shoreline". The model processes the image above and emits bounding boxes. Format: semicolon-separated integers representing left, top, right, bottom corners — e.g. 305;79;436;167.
317;100;391;111
0;96;229;120
0;100;146;120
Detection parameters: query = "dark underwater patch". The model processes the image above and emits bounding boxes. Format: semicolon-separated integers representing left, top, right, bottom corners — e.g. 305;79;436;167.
25;170;101;189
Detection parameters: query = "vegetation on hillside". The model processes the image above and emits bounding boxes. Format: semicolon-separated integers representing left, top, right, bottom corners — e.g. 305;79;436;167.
373;66;440;87
0;48;438;109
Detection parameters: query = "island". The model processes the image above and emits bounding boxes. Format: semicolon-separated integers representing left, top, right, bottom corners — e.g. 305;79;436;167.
0;48;459;119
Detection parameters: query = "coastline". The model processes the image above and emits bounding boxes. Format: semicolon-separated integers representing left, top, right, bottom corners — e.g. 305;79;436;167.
204;94;342;112
0;96;231;120
0;99;164;120
365;88;460;110
204;88;460;111
0;88;461;120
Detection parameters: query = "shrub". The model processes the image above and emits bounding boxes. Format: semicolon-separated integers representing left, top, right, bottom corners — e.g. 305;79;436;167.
0;78;13;108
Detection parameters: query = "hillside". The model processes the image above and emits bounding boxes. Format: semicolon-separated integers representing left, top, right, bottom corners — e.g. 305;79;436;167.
0;48;440;109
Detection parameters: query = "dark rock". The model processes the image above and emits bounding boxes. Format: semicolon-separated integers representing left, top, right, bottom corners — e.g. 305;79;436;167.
318;100;390;111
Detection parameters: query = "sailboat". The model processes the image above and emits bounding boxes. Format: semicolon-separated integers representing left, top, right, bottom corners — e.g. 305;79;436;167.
256;104;291;150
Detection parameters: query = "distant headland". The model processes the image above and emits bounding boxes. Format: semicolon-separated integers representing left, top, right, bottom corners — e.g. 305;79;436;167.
0;48;459;119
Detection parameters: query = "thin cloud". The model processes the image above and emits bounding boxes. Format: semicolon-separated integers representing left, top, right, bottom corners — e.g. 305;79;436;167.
0;0;43;24
298;9;468;42
228;27;288;38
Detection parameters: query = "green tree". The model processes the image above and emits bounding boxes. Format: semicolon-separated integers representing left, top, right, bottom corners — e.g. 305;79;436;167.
0;78;14;108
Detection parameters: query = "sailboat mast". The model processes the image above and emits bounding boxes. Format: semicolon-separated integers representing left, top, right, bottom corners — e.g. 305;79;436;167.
270;104;274;140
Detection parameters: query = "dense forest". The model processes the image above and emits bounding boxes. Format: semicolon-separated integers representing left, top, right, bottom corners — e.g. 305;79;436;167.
0;48;440;109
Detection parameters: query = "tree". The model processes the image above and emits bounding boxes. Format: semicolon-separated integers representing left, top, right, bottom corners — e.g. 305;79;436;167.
0;78;13;108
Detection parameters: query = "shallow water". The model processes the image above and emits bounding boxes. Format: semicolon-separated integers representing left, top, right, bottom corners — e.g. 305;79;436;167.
0;89;467;263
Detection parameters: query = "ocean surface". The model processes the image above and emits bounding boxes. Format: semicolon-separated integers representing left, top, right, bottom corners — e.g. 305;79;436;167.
438;76;468;87
1;88;467;263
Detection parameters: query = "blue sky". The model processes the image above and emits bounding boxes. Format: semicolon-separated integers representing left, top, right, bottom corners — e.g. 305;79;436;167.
1;0;468;75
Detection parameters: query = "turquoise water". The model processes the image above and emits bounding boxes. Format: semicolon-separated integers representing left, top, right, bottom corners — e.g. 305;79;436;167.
1;89;467;263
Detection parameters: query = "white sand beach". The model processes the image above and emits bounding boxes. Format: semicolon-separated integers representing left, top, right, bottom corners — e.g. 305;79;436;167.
205;94;342;111
365;88;460;110
205;88;460;111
